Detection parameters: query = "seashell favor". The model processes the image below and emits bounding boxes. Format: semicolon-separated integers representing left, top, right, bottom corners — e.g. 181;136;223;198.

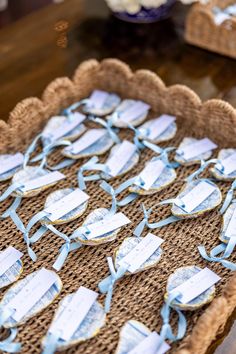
0;247;23;290
0;153;24;182
211;149;236;181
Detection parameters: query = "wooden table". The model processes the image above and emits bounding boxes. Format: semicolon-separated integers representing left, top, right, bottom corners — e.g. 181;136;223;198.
0;1;235;353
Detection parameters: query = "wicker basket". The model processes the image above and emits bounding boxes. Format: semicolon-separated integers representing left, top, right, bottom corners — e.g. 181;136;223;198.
185;0;236;59
1;59;236;354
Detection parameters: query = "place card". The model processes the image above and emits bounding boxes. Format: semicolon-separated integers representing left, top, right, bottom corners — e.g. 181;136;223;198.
88;90;109;110
180;181;216;213
0;153;24;175
49;286;98;341
119;101;150;123
225;207;236;239
170;268;220;304
177;138;217;161
106;140;137;177
6;268;57;322
21;171;65;192
217;152;236;175
135;159;166;190
0;246;23;277
45;113;86;142
69;129;107;154
148;115;176;140
118;233;164;273
44;189;89;222
128;331;170;354
84;212;131;240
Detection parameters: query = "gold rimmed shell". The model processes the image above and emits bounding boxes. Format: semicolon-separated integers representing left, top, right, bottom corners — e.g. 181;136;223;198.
211;149;236;181
175;137;214;166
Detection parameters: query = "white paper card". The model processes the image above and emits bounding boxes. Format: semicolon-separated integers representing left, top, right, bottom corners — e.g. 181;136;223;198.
49;286;98;341
44;189;89;221
0;246;23;277
118;233;164;273
136;159;166;190
148;115;176;140
85;212;131;240
128;331;170;354
47;113;86;142
217;152;236;175
21;171;65;192
119;101;150;123
70;129;106;154
170;268;220;304
0;153;24;175
89;90;108;110
178;138;217;161
7;268;57;321
225;207;236;239
180;181;216;213
106;140;137;177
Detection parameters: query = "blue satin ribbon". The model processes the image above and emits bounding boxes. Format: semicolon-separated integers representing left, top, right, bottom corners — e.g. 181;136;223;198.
98;257;128;313
159;290;187;348
77;156;104;190
63;99;89;116
0;182;22;203
0;328;21;353
46;158;75;171
100;181;117;215
89;116;120;144
31;139;71;165
198;237;236;270
23;133;42;168
128;124;148;150
42;331;61;354
186;159;218;183
220;180;236;214
0;197;22;220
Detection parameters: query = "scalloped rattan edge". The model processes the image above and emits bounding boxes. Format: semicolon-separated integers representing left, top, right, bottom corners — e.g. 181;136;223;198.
185;0;236;59
1;58;236;354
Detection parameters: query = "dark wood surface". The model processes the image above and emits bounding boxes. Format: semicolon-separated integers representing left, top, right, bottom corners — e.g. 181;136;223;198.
0;1;235;353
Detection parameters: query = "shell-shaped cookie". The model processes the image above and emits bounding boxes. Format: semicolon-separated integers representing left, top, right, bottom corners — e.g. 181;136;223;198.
175;137;213;165
100;143;139;180
42;188;88;225
108;100;149;128
211;149;236;181
62;130;114;159
1;269;62;328
74;208;120;246
115;320;151;354
12;167;61;198
114;237;163;275
165;266;216;311
129;160;176;196
41;116;86;147
0;154;23;182
84;93;120;116
0;258;23;290
220;200;236;244
171;180;222;219
138;118;177;144
42;294;106;351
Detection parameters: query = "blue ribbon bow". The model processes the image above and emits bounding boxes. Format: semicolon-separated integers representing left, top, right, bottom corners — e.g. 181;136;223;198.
186;159;218;183
89;116;120;144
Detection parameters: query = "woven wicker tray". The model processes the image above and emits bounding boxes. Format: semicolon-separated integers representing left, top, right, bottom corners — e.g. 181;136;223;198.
1;58;236;354
185;0;236;59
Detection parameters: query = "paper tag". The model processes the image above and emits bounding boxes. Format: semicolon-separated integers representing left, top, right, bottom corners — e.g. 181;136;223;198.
225;207;236;238
217;152;236;175
44;189;89;221
21;171;65;192
148;115;176;140
46;113;86;142
70;129;106;154
88;90;109;110
136;159;166;190
0;246;23;277
0;153;24;175
105;140;137;177
84;212;131;240
119;101;150;123
49;286;98;341
7;268;57;321
178;138;217;161
118;233;164;273
128;331;170;354
180;181;216;213
170;268;220;304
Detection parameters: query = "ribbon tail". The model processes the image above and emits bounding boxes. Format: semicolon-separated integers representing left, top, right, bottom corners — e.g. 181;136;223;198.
142;140;163;154
42;332;61;354
0;328;21;353
133;219;146;237
47;158;75;171
0;197;22;219
117;193;138;206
